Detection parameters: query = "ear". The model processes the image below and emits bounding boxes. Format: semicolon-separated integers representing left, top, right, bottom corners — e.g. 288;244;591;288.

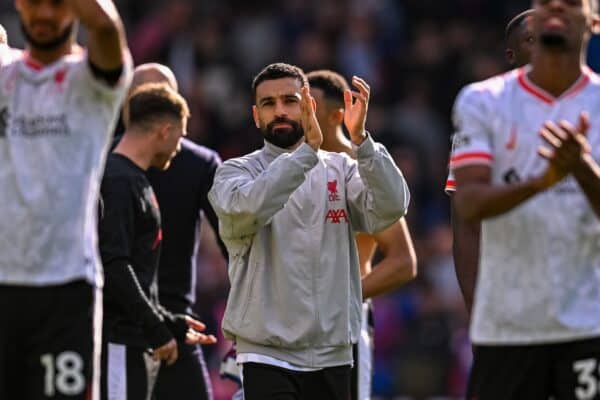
592;14;600;34
252;105;260;129
505;49;515;65
157;123;170;140
330;108;344;126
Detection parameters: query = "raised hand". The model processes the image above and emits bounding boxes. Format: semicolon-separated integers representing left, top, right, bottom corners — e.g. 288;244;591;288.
344;76;370;146
184;316;217;346
300;84;323;151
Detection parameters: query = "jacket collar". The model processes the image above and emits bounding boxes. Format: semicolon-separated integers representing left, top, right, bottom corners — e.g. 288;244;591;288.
262;140;304;161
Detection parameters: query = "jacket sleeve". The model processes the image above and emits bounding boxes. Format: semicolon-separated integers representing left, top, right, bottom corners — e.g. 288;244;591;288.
208;143;319;240
345;134;410;234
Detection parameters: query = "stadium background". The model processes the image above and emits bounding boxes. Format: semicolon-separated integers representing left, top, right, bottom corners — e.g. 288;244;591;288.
1;1;599;398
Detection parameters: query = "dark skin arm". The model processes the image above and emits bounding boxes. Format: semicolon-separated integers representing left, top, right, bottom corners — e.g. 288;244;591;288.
66;0;127;71
450;196;480;317
359;218;417;299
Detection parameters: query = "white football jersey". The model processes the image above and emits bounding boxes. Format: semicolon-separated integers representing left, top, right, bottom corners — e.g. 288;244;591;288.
0;52;132;286
450;66;600;345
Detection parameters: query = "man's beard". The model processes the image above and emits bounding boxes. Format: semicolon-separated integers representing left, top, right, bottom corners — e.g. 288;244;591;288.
20;20;73;51
262;117;304;149
539;32;568;50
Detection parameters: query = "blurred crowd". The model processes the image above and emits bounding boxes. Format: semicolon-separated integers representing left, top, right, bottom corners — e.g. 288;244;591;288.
2;0;599;398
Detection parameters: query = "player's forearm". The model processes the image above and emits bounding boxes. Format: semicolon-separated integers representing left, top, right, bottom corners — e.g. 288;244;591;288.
573;154;600;219
361;254;417;299
103;259;172;347
67;0;126;70
454;178;545;222
451;201;480;316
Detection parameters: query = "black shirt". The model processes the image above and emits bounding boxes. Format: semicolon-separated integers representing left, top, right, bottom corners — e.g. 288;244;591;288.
99;153;174;348
146;138;226;314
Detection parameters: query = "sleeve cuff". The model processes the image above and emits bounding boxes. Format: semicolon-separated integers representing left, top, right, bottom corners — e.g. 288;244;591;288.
354;132;376;159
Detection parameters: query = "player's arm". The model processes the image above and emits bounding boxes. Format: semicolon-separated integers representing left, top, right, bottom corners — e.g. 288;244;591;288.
99;178;174;351
543;113;600;218
343;77;410;233
201;152;229;259
361;218;417;299
450;195;480;316
208;146;318;240
66;0;127;75
453;165;555;222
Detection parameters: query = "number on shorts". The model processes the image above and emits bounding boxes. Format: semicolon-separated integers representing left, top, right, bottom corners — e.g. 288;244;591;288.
40;352;86;396
573;358;599;400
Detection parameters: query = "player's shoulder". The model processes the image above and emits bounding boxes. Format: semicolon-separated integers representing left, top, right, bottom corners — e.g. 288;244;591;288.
219;149;263;173
104;153;145;181
455;68;520;110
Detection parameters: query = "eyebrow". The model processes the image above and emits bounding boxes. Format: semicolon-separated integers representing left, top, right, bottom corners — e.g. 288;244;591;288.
258;93;301;105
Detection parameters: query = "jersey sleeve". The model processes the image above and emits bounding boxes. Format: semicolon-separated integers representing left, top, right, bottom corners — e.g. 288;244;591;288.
449;85;494;171
98;176;136;264
445;169;455;194
69;51;133;104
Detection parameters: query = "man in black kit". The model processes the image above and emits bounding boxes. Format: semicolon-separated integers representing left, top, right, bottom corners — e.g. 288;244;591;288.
128;63;226;400
99;83;217;400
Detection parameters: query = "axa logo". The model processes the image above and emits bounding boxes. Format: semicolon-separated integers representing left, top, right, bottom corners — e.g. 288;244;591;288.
327;180;340;201
325;209;348;224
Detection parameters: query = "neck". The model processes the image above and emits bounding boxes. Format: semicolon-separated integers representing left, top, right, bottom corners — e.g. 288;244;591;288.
113;131;155;171
528;44;585;97
26;41;75;65
321;126;354;156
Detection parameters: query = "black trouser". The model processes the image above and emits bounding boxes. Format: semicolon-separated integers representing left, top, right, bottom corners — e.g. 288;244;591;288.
468;337;600;400
154;342;212;400
242;362;351;400
100;342;160;400
0;281;99;400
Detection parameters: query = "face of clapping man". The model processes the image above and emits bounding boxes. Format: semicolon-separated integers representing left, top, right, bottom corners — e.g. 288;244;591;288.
252;77;305;149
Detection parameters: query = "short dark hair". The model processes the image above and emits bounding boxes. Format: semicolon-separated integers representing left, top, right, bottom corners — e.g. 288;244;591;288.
128;83;190;129
307;70;350;106
505;9;534;41
252;63;307;102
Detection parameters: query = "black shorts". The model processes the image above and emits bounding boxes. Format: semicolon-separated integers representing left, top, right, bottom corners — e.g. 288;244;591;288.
154;342;212;400
0;280;100;400
100;342;160;400
351;302;374;400
468;337;600;400
242;362;351;400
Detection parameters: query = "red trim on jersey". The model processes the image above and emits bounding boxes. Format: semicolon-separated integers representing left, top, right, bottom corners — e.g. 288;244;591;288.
517;67;591;104
450;152;493;164
517;69;553;104
445;179;456;193
24;55;43;71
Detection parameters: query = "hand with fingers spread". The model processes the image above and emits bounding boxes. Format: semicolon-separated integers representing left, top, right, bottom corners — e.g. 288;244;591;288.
184;316;218;346
153;338;178;365
537;112;591;189
344;76;370;146
300;84;323;151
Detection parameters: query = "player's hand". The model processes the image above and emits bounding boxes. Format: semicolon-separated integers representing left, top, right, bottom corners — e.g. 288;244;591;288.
153;338;178;365
184;316;217;345
344;76;370;146
537;112;591;188
300;84;323;151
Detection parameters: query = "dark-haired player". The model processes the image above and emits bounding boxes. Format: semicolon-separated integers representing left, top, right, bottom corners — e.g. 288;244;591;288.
451;1;600;398
446;9;534;317
99;84;216;400
307;69;417;400
0;1;131;398
209;62;409;400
